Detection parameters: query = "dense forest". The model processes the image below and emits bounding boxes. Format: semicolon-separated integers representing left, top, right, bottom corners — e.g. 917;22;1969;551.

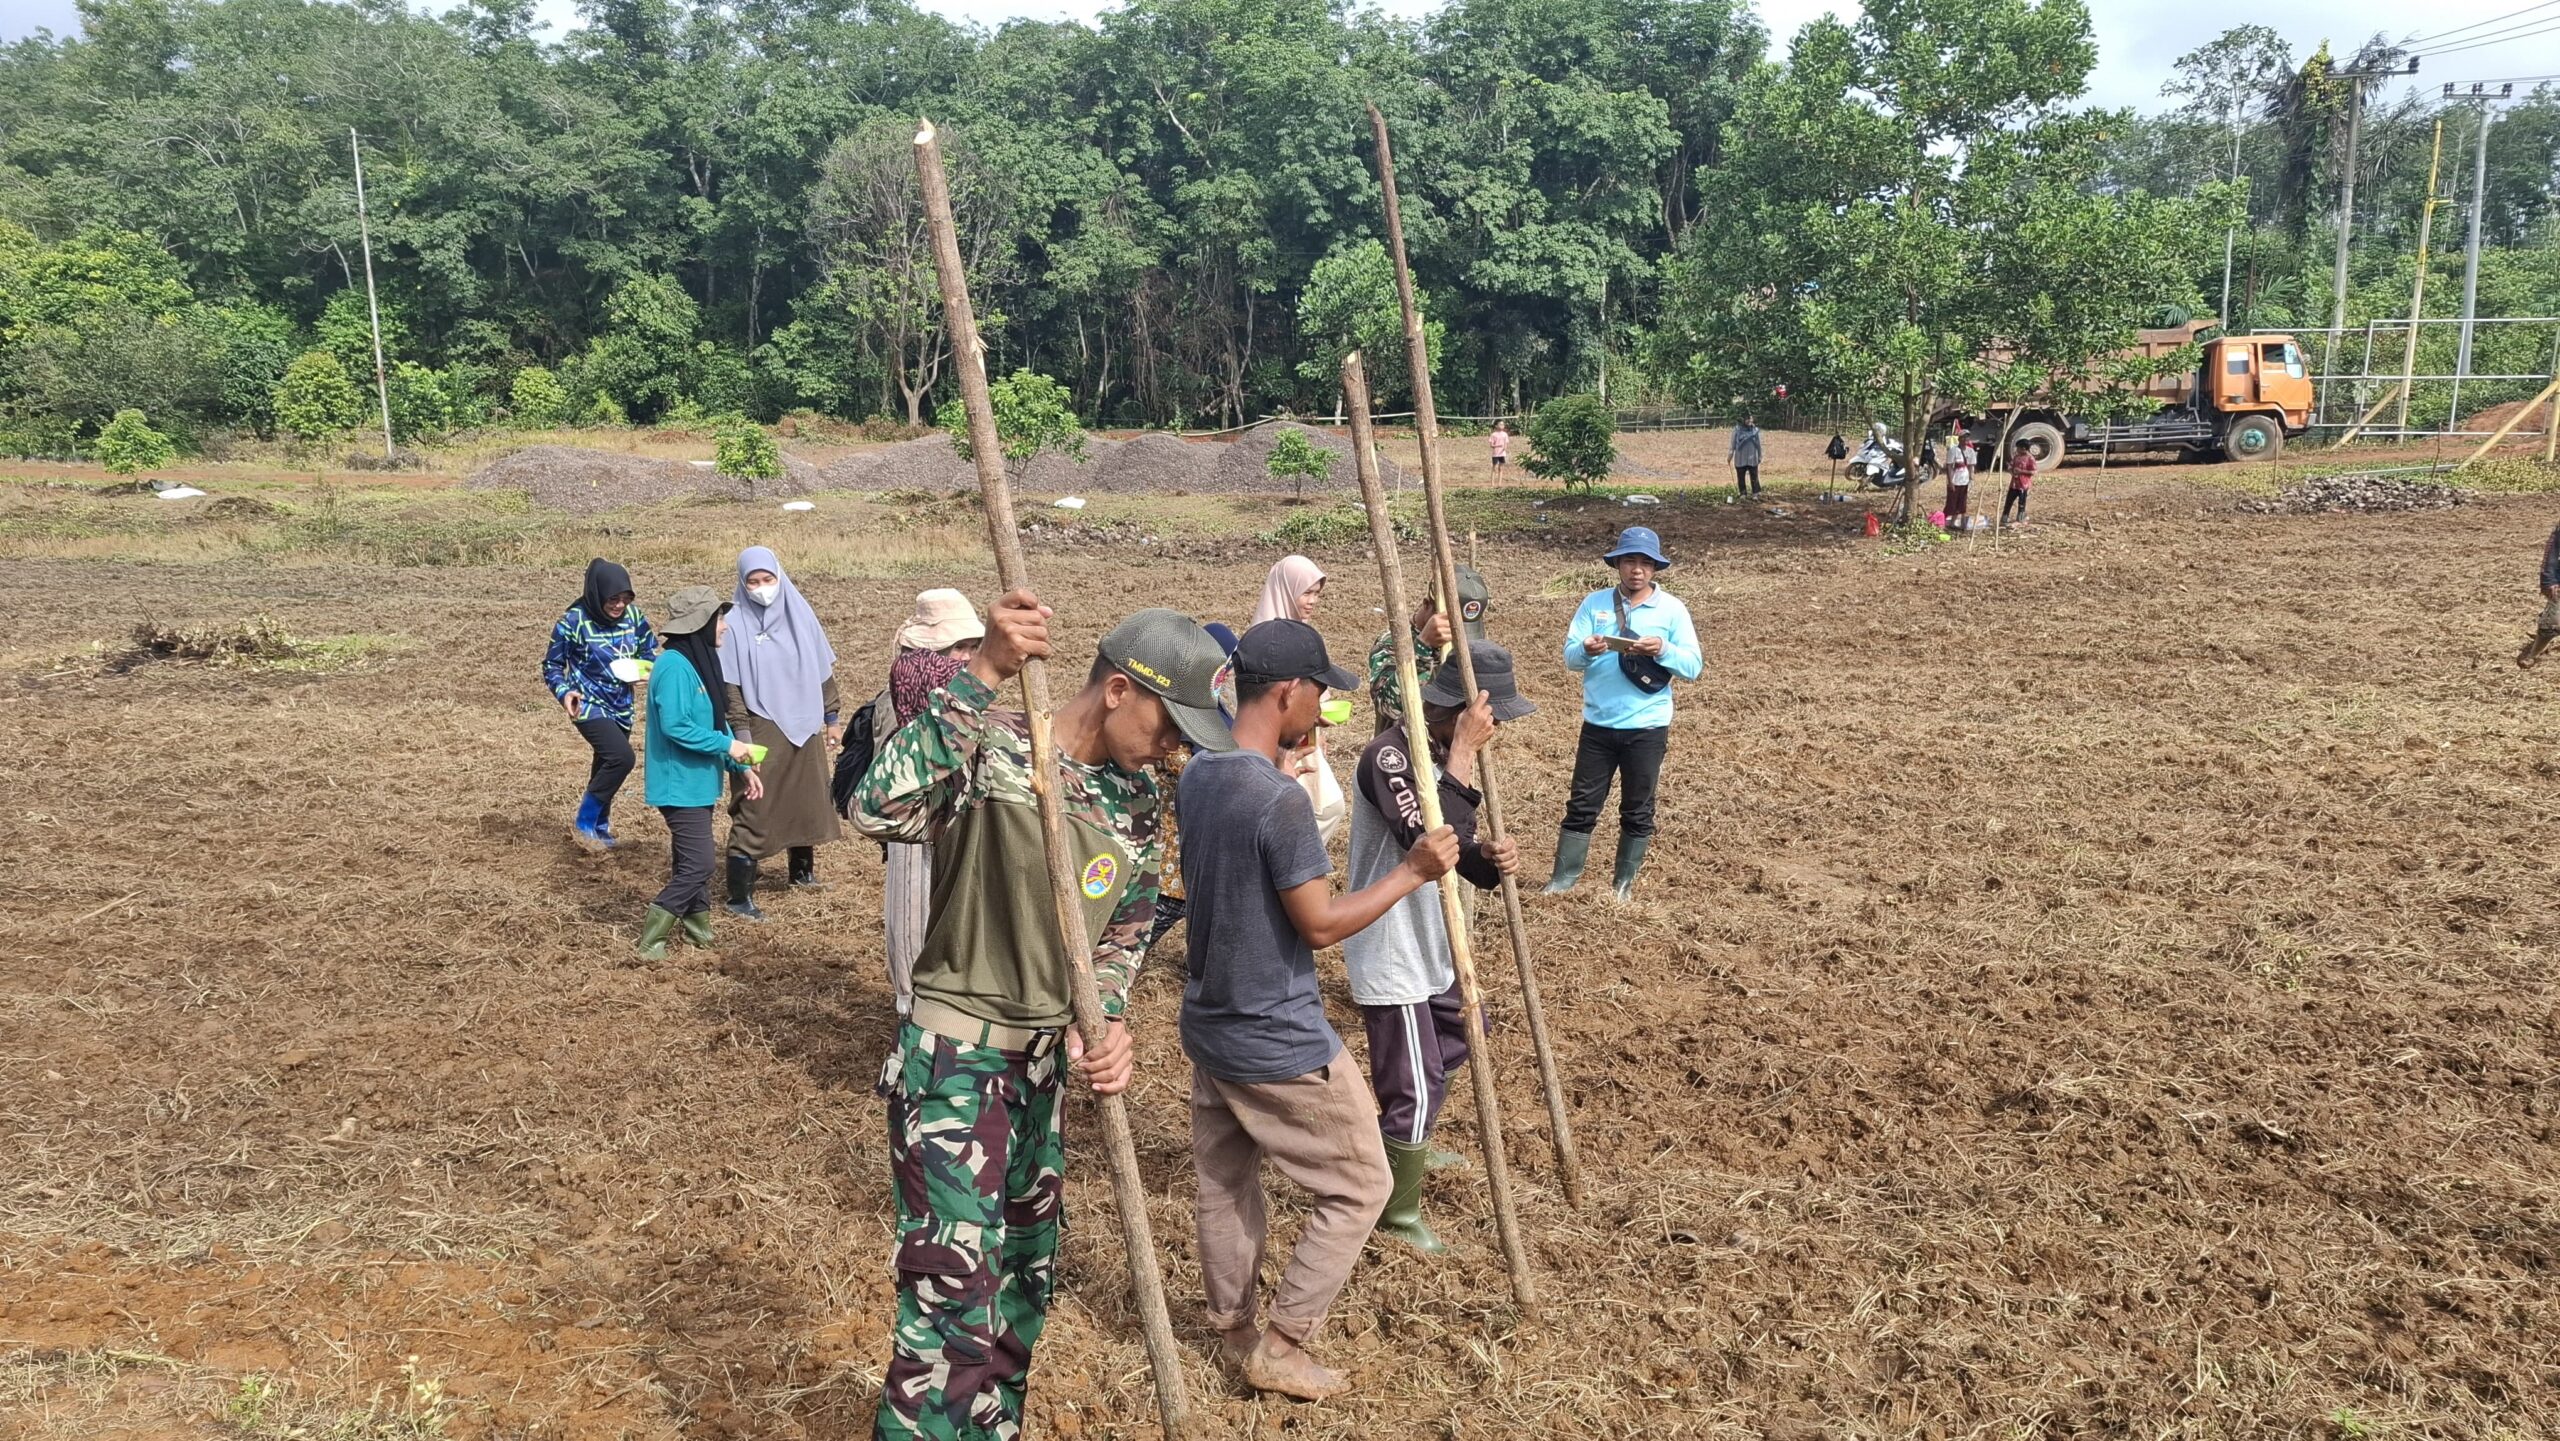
0;0;2555;454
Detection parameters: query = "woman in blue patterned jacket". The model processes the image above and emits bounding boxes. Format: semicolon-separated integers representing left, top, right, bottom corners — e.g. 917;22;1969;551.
543;558;660;849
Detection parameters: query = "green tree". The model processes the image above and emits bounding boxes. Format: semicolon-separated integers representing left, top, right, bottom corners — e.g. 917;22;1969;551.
712;413;782;481
316;290;405;381
386;362;456;441
509;366;568;428
579;275;702;423
1264;427;1331;500
274;350;367;445
1524;393;1614;490
94;408;175;480
1294;240;1444;410
941;368;1087;465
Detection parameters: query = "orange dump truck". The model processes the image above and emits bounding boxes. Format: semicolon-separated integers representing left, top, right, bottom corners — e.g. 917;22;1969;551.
1941;322;2315;465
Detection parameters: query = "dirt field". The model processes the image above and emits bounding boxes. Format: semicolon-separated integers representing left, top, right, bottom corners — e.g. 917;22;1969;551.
5;445;2558;1440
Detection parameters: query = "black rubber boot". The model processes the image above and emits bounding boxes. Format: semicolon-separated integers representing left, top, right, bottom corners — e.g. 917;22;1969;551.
1544;829;1592;894
787;845;821;889
1612;835;1653;902
726;853;766;921
1375;1139;1446;1255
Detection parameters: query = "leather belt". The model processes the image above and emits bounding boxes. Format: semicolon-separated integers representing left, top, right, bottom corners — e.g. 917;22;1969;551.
912;997;1063;1056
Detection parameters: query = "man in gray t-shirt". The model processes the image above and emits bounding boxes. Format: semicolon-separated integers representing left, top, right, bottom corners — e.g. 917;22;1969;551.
1177;617;1456;1403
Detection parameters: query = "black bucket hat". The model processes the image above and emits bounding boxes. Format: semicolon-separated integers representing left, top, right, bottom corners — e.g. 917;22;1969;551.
1418;641;1536;723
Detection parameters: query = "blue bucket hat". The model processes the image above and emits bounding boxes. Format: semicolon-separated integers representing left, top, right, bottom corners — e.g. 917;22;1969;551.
1603;525;1671;570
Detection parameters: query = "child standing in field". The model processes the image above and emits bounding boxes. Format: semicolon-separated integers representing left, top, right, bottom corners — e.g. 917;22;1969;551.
1488;422;1510;473
2001;441;2036;526
2520;524;2560;668
1942;428;1973;530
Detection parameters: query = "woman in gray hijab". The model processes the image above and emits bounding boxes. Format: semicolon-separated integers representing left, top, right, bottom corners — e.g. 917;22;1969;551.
717;545;841;918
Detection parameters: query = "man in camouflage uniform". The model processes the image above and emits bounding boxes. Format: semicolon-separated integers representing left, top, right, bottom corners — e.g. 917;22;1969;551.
852;593;1234;1441
1366;563;1492;733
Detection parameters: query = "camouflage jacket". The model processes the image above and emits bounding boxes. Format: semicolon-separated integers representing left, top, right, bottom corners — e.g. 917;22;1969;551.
852;669;1159;1025
1367;623;1433;733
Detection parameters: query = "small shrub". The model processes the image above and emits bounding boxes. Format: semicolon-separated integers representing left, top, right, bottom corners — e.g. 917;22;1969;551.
1265;429;1332;502
509;366;569;428
858;415;928;443
1259;501;1416;551
713;414;783;481
1525;393;1616;492
94;409;175;479
941;369;1086;464
274;350;368;445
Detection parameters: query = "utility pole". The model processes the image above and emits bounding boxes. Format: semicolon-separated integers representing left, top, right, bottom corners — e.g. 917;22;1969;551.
2219;95;2242;323
2450;82;2515;422
2328;57;2421;338
2393;119;2445;437
349;129;395;460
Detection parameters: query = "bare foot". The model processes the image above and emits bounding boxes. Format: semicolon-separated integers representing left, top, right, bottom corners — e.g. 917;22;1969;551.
1242;1333;1350;1401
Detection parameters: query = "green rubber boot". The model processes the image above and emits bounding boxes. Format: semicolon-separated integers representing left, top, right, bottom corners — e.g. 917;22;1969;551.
679;910;714;948
1543;829;1592;895
1375;1138;1446;1255
635;904;679;961
1612;835;1653;902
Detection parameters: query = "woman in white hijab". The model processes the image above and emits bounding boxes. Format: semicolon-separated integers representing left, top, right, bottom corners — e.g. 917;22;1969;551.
1251;554;1348;844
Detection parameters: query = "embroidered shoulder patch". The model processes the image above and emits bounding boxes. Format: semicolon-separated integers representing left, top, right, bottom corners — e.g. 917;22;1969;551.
1081;853;1119;899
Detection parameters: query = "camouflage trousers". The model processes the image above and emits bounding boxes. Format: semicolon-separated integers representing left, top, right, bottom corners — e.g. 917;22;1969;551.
874;1021;1065;1441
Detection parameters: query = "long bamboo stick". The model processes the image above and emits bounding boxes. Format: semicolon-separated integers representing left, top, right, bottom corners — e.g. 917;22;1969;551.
913;119;1193;1440
1364;103;1543;1307
1368;101;1583;1211
1341;354;1537;1312
2457;373;2560;469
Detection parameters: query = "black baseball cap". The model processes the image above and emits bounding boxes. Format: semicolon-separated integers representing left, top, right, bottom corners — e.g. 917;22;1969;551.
1098;608;1236;752
1234;619;1361;692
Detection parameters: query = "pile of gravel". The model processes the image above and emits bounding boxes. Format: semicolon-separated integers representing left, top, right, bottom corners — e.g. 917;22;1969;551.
2241;472;2474;515
815;422;1402;498
466;446;818;515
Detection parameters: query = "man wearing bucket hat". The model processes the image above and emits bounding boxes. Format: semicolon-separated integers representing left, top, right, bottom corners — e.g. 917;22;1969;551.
1365;561;1492;733
1549;526;1702;901
636;585;763;960
1345;641;1529;1255
849;590;1231;1441
1177;617;1459;1401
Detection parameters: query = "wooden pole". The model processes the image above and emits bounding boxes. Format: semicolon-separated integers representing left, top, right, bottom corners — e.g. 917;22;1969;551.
1369;101;1556;1295
2456;373;2560;470
912;119;1193;1440
2393;120;2445;439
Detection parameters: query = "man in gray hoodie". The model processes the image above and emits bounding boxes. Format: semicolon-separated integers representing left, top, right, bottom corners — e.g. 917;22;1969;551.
1730;415;1764;497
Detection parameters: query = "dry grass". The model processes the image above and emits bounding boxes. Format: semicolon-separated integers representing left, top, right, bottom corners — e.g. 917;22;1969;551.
3;450;2556;1439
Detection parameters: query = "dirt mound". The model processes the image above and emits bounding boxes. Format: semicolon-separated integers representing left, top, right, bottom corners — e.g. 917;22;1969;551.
2465;396;2556;437
815;423;1401;497
2242;472;2473;515
466;445;816;515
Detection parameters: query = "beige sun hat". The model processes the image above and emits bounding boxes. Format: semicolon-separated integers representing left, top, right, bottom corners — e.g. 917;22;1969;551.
895;588;986;653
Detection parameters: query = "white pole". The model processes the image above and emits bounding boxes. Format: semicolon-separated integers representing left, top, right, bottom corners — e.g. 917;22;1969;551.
2453;105;2494;421
350;128;395;459
2219;98;2241;322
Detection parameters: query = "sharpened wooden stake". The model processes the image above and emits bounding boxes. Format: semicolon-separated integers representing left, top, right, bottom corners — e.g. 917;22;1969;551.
1368;103;1587;1214
914;118;1193;1441
1342;353;1540;1309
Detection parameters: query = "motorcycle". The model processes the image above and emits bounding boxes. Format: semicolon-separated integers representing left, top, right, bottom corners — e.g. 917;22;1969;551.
1844;423;1936;491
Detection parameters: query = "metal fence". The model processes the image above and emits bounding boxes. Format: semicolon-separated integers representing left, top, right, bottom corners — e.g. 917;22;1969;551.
2277;317;2560;440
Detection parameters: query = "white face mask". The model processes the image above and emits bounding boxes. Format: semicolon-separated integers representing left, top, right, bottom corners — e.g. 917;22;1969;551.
747;583;780;607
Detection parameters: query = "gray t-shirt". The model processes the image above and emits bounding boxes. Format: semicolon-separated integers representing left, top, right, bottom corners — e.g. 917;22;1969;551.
1177;747;1340;1084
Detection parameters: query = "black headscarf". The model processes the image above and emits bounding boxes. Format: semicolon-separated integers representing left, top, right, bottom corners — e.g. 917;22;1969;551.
664;604;732;731
576;558;634;626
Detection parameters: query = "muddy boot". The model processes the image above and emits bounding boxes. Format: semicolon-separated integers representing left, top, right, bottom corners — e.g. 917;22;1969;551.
680;910;714;948
635;904;678;961
1375;1139;1446;1255
2522;631;2556;669
787;845;822;889
725;853;766;921
1611;835;1652;902
1543;829;1592;894
1242;1334;1351;1401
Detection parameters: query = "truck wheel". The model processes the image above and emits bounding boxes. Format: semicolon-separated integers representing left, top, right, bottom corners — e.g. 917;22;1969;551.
2009;422;2063;467
2222;414;2284;462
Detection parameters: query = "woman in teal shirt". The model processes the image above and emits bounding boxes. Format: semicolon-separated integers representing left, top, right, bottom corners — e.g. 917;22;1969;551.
1546;526;1702;900
638;585;764;960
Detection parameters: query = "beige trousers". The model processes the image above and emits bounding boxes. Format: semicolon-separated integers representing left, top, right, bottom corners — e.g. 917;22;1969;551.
1189;1053;1391;1344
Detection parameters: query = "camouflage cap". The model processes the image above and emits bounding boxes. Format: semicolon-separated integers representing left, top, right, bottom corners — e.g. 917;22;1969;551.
1098;608;1236;752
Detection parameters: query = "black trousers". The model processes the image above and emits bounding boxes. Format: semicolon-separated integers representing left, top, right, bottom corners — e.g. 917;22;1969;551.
2001;485;2029;522
653;805;716;915
576;717;635;805
1734;464;1760;495
1561;722;1670;838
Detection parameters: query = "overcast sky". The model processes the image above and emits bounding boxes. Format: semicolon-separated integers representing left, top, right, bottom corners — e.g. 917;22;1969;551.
3;0;2544;114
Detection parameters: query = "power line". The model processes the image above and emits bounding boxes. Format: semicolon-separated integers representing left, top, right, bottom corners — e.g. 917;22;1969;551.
2419;17;2560;58
2403;0;2560;48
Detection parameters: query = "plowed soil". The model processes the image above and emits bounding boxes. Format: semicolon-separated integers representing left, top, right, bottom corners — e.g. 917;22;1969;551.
5;459;2557;1440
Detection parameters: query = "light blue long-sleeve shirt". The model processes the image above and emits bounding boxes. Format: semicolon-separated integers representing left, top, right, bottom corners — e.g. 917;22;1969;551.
1561;585;1703;729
